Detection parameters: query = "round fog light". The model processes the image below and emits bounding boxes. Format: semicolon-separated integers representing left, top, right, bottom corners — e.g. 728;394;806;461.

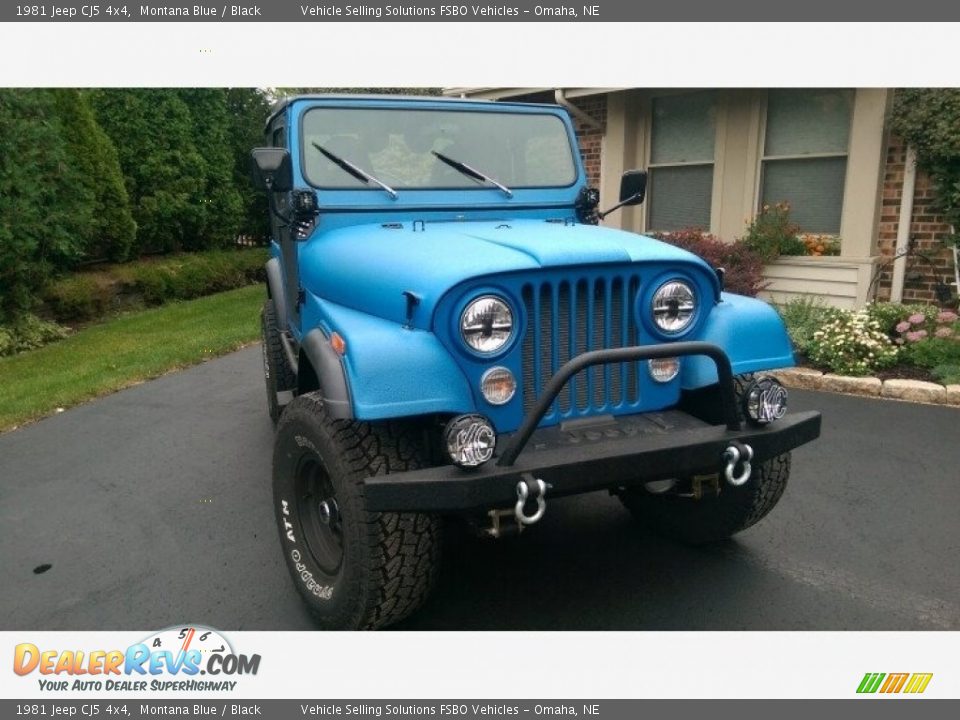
743;376;788;425
648;357;680;383
444;414;496;469
480;366;516;405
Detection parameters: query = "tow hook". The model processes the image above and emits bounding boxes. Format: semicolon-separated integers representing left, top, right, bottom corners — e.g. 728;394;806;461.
515;473;548;526
723;441;754;486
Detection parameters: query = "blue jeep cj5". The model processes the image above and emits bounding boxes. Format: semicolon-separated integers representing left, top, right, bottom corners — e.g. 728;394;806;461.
250;95;822;629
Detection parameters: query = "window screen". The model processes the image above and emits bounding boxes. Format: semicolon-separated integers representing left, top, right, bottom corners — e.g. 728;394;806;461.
760;90;852;235
646;92;716;232
761;158;847;234
648;165;713;232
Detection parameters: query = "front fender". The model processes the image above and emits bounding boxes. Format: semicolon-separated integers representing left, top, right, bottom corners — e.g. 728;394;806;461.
308;294;475;421
681;293;795;389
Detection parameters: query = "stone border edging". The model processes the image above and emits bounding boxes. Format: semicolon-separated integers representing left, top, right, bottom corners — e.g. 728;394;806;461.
770;367;960;407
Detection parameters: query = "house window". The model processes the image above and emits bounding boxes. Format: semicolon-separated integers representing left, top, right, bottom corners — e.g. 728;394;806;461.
646;92;717;232
760;89;852;234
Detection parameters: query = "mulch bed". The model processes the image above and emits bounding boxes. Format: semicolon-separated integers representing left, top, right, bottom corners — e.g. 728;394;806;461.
792;351;940;384
872;365;939;383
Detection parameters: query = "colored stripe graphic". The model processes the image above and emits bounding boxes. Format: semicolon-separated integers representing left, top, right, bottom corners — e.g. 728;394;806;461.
880;673;909;693
857;672;932;694
857;673;885;694
903;673;933;694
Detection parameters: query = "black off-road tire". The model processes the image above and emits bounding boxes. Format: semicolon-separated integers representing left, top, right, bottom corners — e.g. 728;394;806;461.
619;373;791;545
261;298;297;425
272;393;442;630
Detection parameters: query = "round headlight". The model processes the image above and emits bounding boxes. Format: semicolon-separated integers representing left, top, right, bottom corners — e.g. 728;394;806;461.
651;280;697;334
460;295;514;354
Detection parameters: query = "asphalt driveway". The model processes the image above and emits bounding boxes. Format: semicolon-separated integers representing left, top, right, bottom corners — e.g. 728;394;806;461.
1;346;958;630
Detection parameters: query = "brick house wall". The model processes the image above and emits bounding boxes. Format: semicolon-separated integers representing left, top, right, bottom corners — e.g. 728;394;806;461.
871;135;955;304
568;95;606;189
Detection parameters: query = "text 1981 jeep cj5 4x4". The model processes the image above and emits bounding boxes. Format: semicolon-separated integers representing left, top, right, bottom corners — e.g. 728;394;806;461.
250;95;821;630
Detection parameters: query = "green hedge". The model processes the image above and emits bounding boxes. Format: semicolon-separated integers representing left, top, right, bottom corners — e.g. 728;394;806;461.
44;275;115;322
43;248;268;323
117;249;267;305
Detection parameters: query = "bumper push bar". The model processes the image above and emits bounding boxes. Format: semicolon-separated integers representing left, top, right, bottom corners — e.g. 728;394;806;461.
363;342;821;514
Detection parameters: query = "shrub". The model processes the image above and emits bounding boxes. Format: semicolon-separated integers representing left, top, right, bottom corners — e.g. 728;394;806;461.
651;229;768;297
894;309;960;370
0;314;69;357
776;297;845;354
40;248;267;323
807;310;900;376
865;302;940;336
932;363;960;385
123;249;267;305
740;202;803;262
44;275;114;322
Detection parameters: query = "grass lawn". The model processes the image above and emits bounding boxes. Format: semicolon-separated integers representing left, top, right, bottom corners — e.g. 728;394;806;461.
0;284;264;432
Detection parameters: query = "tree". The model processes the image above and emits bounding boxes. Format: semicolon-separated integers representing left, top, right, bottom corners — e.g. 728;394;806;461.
0;89;90;321
51;89;137;262
226;87;272;238
176;89;244;248
92;89;206;254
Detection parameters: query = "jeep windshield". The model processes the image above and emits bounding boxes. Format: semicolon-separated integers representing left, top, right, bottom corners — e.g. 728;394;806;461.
301;107;577;191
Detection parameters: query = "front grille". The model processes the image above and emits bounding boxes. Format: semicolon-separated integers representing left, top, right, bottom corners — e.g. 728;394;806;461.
521;275;641;420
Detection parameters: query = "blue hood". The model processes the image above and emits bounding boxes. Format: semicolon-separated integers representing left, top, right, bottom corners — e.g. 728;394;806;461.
299;218;718;327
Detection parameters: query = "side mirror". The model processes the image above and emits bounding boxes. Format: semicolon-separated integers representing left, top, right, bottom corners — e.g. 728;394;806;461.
597;169;648;221
618;169;647;205
250;148;293;192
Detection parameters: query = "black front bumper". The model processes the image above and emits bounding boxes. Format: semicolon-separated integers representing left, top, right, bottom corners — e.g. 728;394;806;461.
362;342;822;513
364;409;820;512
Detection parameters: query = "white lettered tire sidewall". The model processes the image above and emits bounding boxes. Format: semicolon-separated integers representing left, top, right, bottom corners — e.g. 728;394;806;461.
272;403;365;629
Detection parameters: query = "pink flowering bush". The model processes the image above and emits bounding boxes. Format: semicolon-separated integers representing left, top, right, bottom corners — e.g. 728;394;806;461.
893;305;960;383
895;309;958;346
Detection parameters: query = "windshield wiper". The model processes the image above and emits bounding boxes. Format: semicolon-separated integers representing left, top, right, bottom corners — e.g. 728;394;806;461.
311;142;397;199
431;150;513;198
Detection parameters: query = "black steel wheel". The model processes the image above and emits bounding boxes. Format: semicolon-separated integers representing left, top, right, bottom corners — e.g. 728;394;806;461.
295;456;343;576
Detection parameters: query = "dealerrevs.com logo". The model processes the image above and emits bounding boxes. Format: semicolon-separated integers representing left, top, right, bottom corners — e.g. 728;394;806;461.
13;625;260;692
